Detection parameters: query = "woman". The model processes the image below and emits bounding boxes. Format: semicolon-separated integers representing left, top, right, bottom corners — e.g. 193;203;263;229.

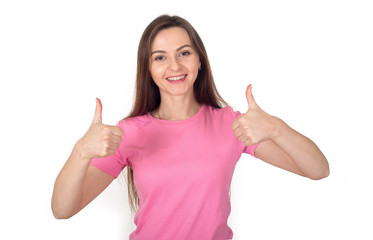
51;15;329;239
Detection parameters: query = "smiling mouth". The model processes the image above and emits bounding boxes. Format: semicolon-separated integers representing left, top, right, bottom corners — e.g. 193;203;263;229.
166;74;187;81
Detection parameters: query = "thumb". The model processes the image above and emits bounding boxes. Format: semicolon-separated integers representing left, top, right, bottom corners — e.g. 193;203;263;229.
245;84;257;110
92;98;103;124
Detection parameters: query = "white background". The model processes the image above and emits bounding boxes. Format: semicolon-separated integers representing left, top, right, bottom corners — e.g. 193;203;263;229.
1;0;372;239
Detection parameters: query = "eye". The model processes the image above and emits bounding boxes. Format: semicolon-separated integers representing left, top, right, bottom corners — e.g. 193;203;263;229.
154;55;166;61
179;51;191;57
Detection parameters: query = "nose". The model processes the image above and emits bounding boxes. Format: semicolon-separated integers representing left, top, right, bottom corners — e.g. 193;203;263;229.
168;57;181;71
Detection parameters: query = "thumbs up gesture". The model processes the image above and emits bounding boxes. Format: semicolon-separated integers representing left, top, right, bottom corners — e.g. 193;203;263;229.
232;85;278;146
78;98;124;159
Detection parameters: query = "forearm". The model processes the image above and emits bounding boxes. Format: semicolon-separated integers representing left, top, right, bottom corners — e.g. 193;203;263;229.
271;117;329;180
51;140;91;219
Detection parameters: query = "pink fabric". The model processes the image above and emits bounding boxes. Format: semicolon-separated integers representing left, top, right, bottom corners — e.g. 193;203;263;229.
91;105;257;240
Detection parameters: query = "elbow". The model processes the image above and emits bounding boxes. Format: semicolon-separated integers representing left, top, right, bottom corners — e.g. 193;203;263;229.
52;208;73;220
309;164;330;180
51;195;81;220
51;203;75;220
53;211;72;220
309;172;329;180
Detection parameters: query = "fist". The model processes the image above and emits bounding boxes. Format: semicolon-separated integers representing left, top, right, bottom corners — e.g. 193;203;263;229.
78;98;124;159
232;84;277;146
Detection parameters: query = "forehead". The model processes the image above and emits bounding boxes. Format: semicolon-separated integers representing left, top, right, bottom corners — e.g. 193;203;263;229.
151;27;192;51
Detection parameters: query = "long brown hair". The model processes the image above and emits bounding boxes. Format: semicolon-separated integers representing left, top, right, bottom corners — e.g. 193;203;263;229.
124;14;228;214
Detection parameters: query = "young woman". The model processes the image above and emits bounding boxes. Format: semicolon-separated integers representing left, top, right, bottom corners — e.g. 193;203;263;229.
52;15;329;239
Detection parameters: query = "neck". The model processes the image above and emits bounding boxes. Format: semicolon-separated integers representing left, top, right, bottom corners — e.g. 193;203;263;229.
155;94;201;121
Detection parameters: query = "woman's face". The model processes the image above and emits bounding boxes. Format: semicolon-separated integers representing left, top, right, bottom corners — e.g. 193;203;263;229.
149;27;201;99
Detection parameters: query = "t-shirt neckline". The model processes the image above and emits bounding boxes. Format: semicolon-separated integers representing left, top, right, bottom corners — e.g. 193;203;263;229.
147;104;206;124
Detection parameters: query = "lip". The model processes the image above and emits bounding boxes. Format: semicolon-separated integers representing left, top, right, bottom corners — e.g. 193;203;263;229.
165;74;187;84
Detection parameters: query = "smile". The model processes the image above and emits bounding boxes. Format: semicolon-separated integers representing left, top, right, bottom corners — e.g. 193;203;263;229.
166;74;187;81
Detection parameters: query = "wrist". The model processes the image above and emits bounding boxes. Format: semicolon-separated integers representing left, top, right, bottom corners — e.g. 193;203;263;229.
269;116;286;140
74;138;93;162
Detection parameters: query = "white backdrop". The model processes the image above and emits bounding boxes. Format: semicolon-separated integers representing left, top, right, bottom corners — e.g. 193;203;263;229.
1;0;372;239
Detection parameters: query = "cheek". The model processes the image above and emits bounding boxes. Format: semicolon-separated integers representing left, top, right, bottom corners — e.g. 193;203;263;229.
191;57;201;72
181;61;199;73
149;65;164;80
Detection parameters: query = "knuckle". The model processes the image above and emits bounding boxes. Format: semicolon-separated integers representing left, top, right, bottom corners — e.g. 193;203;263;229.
103;127;111;134
117;127;124;135
244;138;253;146
102;135;111;142
101;147;110;156
233;130;240;137
98;149;108;158
238;117;246;124
113;136;122;144
101;151;108;157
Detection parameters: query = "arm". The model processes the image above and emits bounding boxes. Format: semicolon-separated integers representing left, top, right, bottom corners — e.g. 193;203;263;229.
51;143;115;219
232;85;329;180
51;98;124;219
255;119;329;179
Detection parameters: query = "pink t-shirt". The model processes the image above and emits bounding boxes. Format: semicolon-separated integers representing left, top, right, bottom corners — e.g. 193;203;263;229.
91;104;257;240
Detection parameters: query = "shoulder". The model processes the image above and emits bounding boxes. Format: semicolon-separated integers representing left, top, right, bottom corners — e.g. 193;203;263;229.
116;114;151;133
114;114;153;146
205;104;243;120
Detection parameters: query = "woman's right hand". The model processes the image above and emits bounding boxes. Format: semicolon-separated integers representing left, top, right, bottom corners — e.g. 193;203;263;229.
77;98;124;160
52;98;122;219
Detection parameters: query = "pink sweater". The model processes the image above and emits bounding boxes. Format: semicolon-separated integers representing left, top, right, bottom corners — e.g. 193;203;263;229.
91;104;257;240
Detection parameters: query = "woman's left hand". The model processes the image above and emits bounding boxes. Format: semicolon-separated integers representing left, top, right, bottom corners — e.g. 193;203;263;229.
232;84;279;146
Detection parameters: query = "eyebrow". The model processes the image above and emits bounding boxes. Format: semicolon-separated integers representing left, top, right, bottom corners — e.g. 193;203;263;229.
151;44;192;56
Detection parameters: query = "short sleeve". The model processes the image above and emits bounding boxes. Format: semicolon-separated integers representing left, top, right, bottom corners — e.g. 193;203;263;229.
90;123;128;178
243;144;258;157
230;107;258;158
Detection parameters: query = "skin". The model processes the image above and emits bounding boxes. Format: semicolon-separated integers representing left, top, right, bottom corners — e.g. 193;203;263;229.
149;27;202;120
51;99;119;219
232;84;329;180
51;26;329;220
151;27;329;180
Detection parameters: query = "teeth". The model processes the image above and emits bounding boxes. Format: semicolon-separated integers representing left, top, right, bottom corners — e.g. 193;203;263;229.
167;75;186;81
